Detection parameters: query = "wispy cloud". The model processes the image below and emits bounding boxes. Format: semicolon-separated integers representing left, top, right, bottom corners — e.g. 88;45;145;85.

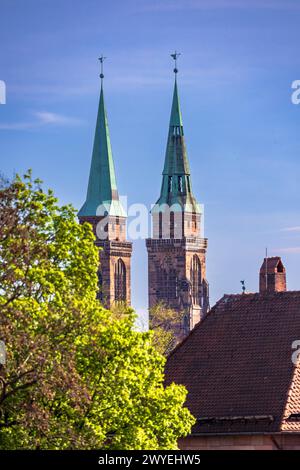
10;83;97;98
141;0;300;12
280;226;300;232
276;247;300;254
6;42;262;100
0;111;83;131
34;111;81;125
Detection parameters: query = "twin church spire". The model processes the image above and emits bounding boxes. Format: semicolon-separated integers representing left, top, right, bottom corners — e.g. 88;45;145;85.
156;63;200;214
79;53;199;219
147;55;209;339
78;56;125;218
79;54;209;337
78;56;132;308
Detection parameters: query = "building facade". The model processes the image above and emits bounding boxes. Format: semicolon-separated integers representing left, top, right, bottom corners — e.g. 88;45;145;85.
78;76;132;308
146;72;209;339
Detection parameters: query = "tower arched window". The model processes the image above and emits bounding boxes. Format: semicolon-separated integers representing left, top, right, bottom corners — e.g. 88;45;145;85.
191;213;197;232
170;211;175;239
156;266;167;300
168;268;177;300
159;212;163;239
190;255;201;305
156;266;177;303
114;258;126;302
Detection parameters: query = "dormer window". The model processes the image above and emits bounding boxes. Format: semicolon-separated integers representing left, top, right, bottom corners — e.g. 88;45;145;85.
187;177;191;193
178;176;183;192
172;125;184;136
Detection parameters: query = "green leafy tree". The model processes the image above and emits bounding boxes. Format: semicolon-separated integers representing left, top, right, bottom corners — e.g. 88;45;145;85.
149;303;185;356
0;172;194;449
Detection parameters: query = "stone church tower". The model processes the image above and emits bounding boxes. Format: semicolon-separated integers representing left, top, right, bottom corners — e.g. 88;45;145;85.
146;60;209;339
78;62;132;308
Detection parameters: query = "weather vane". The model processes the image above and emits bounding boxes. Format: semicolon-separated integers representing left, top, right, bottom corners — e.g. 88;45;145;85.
171;51;181;75
240;280;246;294
99;55;107;83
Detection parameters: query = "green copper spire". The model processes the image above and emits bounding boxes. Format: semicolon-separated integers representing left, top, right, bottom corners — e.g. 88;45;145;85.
169;79;183;128
154;54;200;214
162;78;190;176
78;60;125;218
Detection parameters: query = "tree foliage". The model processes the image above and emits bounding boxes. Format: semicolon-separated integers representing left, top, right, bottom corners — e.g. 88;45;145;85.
0;172;195;449
149;303;185;356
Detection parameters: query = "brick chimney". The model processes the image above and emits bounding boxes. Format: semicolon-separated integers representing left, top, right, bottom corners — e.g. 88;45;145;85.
259;256;286;294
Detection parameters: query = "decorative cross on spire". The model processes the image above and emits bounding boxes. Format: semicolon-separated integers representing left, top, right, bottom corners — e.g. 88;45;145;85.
171;51;181;75
99;55;107;84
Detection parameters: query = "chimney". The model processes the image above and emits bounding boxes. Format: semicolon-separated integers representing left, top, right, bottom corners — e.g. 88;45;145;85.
259;256;286;294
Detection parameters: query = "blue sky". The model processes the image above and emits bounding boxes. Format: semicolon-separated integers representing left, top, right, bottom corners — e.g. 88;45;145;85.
1;0;300;316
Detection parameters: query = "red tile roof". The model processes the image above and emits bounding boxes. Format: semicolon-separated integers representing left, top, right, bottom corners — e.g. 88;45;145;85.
165;291;300;434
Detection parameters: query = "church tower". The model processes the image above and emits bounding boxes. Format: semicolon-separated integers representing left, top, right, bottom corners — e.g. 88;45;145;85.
78;58;132;308
146;54;209;339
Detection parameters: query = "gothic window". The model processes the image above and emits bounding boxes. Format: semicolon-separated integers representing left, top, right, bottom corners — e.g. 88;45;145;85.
168;269;178;300
168;176;173;193
156;266;177;302
190;255;201;305
114;258;126;302
170;211;174;239
192;213;197;232
156;267;167;300
159;212;163;239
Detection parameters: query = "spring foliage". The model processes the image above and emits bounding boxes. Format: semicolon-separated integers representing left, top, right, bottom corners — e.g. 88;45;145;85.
0;172;194;449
